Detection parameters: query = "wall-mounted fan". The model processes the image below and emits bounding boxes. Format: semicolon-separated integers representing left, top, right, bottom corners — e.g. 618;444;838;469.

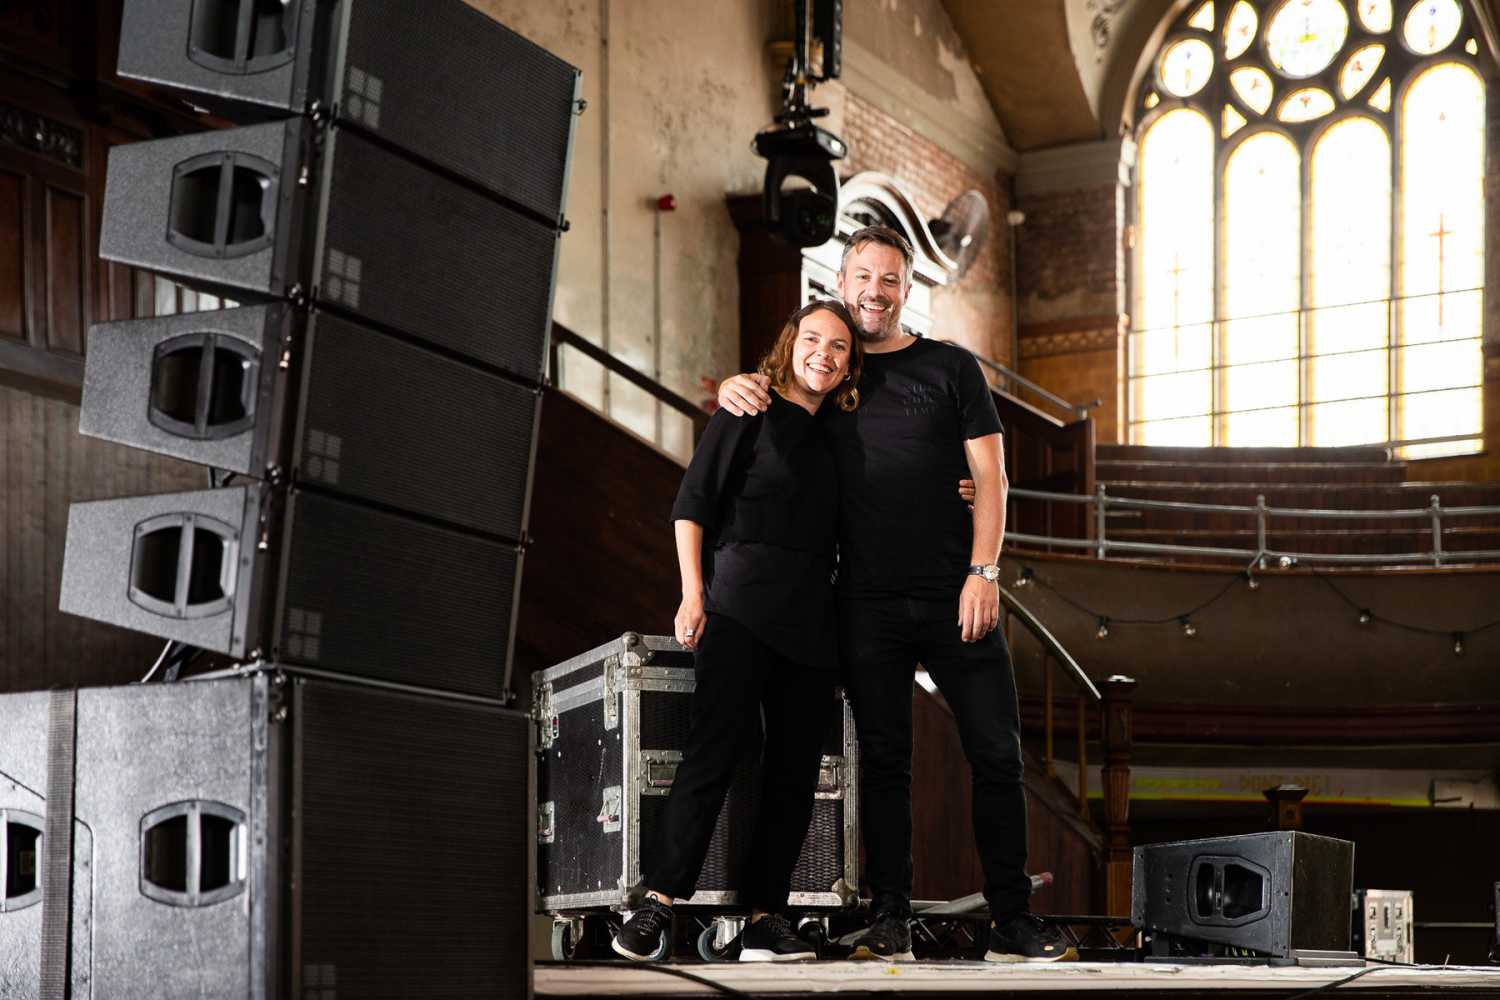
929;189;991;280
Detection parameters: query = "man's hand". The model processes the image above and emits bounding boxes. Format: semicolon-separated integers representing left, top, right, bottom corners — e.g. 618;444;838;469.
958;574;999;643
958;478;976;506
675;592;707;650
717;373;772;416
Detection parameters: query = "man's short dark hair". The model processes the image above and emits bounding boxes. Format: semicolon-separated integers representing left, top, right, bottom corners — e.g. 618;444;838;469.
840;225;915;286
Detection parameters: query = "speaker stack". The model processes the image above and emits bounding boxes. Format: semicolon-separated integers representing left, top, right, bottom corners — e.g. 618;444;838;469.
14;1;581;996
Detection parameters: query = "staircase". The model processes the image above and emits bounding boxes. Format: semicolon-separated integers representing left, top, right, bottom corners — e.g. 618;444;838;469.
1091;444;1500;564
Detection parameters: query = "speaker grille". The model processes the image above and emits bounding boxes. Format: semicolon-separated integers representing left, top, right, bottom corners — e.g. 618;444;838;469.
341;0;579;221
297;313;540;539
277;490;520;697
318;127;560;380
297;680;530;998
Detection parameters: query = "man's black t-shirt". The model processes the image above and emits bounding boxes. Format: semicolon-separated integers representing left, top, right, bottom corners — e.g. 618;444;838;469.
825;337;1003;601
670;392;838;669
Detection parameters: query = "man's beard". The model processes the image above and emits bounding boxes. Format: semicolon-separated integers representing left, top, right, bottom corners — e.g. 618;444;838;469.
849;296;900;341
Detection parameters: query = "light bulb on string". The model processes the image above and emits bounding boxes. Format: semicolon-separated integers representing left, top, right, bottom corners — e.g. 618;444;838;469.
1180;616;1197;638
1453;633;1465;656
1096;617;1110;640
1358;610;1373;626
1015;566;1033;589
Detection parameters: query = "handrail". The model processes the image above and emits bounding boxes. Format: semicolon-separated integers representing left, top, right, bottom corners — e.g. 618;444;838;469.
998;585;1101;818
1005;484;1500;566
550;323;710;442
999;586;1099;702
935;339;1099;423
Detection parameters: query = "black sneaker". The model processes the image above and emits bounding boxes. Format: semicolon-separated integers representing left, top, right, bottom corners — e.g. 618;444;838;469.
849;910;914;962
984;912;1078;963
611;897;672;962
739;913;817;962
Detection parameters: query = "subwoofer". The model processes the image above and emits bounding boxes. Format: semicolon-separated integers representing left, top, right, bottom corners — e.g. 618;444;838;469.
117;0;581;224
60;484;523;698
0;674;533;1000
1131;831;1358;965
81;304;543;540
99;119;561;381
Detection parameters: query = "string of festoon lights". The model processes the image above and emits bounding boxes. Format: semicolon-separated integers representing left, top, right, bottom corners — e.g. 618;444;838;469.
1008;556;1500;657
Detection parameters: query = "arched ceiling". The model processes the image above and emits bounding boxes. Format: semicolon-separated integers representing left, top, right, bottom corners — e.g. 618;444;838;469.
941;0;1100;150
941;0;1500;153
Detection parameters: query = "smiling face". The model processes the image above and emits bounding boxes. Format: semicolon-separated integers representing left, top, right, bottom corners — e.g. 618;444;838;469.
837;239;911;343
790;307;854;399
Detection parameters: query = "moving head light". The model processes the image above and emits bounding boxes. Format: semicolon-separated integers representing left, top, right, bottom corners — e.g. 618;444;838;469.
755;120;846;248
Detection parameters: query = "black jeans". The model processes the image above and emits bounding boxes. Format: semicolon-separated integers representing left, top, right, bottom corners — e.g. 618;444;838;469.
840;596;1030;920
645;613;835;910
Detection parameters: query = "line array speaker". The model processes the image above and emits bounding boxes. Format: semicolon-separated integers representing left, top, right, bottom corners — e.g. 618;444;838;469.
118;0;581;224
81;303;543;540
61;484;523;698
1132;831;1357;964
99;119;562;382
0;674;533;999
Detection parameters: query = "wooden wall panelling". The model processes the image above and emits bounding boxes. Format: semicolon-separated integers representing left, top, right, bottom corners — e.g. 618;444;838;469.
0;383;205;693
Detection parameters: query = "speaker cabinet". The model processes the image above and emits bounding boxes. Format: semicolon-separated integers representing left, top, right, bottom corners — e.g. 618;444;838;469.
117;0;581;224
99;119;561;381
81;304;543;540
0;693;93;998
60;484;523;698
0;674;533;999
1132;831;1356;962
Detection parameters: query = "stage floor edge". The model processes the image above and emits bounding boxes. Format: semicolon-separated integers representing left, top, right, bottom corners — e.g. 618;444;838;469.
535;958;1500;998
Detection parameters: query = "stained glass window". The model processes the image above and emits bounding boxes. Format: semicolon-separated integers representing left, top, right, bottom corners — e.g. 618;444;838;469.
1356;0;1392;32
1231;66;1275;113
1131;0;1485;456
1404;0;1463;55
1278;87;1336;120
1338;44;1384;99
1161;38;1215;97
1133;109;1215;445
1266;0;1349;77
1225;1;1259;58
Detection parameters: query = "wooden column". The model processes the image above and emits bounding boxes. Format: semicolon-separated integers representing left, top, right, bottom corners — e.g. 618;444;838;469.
1100;674;1136;917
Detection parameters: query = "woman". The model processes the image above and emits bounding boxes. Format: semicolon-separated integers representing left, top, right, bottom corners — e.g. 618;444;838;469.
612;299;860;963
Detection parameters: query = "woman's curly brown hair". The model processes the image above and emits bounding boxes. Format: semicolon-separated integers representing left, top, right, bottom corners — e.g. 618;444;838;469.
757;299;863;412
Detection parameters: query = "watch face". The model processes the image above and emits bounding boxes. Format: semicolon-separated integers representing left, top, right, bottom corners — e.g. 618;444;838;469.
983;565;1000;582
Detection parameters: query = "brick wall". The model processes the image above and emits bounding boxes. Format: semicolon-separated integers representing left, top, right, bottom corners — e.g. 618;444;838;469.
840;94;1015;367
1011;181;1125;442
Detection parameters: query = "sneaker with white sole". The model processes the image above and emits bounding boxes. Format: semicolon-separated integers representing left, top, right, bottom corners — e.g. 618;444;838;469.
984;912;1078;963
611;897;672;961
739;913;817;962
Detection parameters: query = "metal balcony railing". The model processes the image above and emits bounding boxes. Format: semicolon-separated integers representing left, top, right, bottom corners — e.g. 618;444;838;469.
1006;484;1500;566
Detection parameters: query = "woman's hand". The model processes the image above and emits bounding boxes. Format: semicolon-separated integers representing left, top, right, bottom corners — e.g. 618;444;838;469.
675;592;708;649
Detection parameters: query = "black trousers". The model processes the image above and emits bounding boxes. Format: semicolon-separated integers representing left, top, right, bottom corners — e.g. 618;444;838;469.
840;596;1031;920
644;613;834;911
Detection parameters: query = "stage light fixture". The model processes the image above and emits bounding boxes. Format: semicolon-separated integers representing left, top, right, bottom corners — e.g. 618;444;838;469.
753;0;846;247
755;122;846;248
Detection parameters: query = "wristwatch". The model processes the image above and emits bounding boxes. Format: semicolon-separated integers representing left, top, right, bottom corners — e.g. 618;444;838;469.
968;563;1001;583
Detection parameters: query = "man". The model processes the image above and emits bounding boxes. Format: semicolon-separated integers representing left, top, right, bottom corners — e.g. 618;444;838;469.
717;225;1074;963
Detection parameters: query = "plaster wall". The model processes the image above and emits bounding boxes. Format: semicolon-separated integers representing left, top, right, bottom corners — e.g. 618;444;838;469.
469;0;1017;461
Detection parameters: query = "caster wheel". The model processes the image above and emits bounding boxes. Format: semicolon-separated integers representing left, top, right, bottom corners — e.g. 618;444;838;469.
697;923;734;963
551;919;582;961
796;916;828;949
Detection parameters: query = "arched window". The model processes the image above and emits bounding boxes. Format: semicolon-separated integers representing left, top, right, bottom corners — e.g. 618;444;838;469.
1131;0;1486;457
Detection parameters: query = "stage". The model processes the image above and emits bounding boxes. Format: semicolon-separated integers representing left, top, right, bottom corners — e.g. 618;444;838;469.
534;959;1500;998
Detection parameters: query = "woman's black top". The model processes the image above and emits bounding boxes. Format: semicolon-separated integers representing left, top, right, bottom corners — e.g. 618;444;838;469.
670;391;838;670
